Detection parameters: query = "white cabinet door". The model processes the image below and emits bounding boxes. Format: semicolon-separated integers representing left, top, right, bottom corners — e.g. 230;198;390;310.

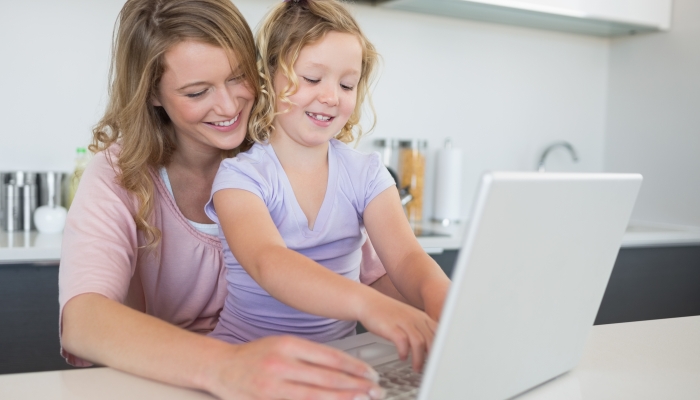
469;0;672;29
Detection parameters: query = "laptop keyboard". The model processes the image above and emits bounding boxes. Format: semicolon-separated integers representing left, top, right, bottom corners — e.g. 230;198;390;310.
375;360;423;399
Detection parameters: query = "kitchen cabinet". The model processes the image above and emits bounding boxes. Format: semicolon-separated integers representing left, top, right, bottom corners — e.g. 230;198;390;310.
0;263;78;375
2;246;698;374
433;245;700;326
364;0;673;37
594;245;700;325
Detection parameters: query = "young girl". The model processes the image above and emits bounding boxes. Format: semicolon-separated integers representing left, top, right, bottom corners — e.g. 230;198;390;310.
205;0;450;370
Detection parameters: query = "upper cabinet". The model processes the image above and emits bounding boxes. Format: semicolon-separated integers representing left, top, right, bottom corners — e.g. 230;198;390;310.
363;0;673;37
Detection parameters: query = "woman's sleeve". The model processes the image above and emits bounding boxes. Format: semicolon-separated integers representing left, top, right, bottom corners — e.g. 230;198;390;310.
359;234;387;285
58;149;140;366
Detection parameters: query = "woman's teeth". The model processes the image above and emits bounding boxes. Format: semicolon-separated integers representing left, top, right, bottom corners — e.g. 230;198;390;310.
211;115;238;127
306;112;331;121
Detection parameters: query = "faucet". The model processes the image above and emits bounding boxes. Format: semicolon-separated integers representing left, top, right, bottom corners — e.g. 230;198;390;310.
537;141;579;172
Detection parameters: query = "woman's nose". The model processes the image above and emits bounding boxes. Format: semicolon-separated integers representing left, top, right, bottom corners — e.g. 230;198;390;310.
317;83;339;107
213;86;239;116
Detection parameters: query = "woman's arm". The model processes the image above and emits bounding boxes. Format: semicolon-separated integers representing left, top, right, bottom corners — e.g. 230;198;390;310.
62;293;382;400
59;151;382;399
363;188;451;322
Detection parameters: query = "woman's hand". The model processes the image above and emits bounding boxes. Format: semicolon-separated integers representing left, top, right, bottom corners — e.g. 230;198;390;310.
206;335;386;400
357;294;437;372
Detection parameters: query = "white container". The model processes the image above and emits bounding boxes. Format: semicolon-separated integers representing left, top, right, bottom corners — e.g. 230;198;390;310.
433;139;463;225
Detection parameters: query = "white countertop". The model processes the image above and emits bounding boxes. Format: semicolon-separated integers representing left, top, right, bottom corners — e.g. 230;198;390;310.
1;316;698;399
1;221;699;264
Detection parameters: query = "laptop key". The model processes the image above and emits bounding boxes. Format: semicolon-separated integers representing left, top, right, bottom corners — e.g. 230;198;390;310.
375;361;422;400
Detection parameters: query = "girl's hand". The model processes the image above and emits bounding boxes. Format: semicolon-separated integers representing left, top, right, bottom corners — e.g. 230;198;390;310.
357;294;437;372
207;335;386;400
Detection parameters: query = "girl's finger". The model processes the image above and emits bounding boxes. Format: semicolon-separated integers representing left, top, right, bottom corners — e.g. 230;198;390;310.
420;318;436;354
389;328;410;361
407;329;427;371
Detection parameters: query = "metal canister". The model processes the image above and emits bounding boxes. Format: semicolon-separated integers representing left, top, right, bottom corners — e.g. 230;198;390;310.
0;172;7;231
2;172;38;231
5;182;20;232
22;184;36;232
38;172;66;208
372;138;400;177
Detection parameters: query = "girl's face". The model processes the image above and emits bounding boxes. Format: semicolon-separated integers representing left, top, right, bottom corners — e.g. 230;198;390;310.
154;40;254;155
272;31;362;149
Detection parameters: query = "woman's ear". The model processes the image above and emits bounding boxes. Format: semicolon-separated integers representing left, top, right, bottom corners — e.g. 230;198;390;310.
151;94;162;107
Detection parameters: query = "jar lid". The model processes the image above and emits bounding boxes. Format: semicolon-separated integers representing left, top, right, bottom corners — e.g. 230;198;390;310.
373;138;400;148
398;139;428;149
4;171;37;186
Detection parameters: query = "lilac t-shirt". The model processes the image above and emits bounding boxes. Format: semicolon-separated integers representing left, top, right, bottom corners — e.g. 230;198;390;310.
204;139;395;344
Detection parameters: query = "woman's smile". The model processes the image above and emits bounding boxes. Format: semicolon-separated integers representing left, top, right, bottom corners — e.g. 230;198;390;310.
206;112;241;131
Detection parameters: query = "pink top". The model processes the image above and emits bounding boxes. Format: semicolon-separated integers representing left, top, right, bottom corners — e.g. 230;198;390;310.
58;145;387;367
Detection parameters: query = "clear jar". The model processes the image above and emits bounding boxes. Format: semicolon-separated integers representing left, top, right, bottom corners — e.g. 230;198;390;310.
398;139;427;223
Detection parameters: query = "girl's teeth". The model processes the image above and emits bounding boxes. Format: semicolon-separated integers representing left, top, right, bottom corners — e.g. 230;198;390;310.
307;112;331;121
212;115;238;127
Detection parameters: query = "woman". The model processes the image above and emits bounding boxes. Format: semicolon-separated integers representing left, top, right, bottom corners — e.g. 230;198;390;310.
59;0;411;398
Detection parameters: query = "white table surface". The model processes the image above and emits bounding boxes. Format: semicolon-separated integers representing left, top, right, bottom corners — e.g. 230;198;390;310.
1;316;698;400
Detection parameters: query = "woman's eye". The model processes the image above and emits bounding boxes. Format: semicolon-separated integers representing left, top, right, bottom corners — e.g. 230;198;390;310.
303;77;320;84
185;90;207;98
229;74;245;83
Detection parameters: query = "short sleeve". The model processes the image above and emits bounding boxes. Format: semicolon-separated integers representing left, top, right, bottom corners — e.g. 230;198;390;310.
361;152;396;212
204;154;269;225
59;147;140;366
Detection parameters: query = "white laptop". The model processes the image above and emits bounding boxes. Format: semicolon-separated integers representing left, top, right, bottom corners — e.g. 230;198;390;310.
327;172;642;400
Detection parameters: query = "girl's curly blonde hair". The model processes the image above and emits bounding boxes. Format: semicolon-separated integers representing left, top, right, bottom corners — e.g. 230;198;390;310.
249;0;379;145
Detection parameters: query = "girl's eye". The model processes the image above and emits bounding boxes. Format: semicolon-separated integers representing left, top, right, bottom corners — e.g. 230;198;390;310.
303;77;320;84
340;84;354;91
185;90;207;98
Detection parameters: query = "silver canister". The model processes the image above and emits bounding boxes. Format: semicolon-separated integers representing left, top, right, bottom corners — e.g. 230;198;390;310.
0;172;6;230
373;138;400;176
2;172;38;231
22;184;36;232
5;182;21;232
38;172;67;208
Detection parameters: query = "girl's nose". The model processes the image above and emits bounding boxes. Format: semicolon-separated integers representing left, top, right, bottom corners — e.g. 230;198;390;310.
318;83;339;107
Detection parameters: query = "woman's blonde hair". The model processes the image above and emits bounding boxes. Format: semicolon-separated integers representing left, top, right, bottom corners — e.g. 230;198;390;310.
91;0;258;246
249;0;379;144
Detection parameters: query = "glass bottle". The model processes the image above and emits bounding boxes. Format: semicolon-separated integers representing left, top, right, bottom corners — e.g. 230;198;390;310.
66;147;89;210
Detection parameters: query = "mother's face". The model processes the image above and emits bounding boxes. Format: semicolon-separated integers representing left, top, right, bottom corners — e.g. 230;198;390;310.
153;40;255;153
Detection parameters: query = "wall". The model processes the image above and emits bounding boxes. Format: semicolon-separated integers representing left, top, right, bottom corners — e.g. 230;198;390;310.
604;0;700;228
0;0;610;221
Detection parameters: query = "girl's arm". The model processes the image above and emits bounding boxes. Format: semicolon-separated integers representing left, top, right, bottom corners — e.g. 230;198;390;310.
363;188;451;322
62;293;382;399
214;189;435;369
